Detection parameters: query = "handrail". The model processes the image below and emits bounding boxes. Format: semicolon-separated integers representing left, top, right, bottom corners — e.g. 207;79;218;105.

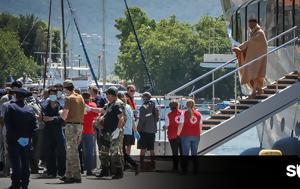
189;37;299;96
167;26;298;95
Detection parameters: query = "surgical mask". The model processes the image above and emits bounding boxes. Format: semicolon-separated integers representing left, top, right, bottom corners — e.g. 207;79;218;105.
11;95;16;102
57;91;62;98
33;93;38;99
49;95;57;102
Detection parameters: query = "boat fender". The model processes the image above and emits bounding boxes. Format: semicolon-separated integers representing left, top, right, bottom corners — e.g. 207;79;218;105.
272;137;300;156
259;149;282;156
240;147;262;156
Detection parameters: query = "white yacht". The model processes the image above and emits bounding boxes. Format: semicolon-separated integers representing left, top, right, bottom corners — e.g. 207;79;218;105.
218;0;300;152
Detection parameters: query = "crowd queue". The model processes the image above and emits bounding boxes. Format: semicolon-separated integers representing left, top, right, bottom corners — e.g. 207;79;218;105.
0;80;202;189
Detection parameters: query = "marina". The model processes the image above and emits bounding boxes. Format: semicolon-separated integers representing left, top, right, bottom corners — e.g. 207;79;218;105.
0;0;300;188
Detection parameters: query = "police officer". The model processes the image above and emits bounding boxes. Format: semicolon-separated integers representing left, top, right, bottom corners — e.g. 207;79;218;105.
4;88;38;189
1;81;23;177
96;86;125;179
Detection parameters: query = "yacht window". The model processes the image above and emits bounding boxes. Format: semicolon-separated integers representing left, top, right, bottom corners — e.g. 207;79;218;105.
266;0;277;46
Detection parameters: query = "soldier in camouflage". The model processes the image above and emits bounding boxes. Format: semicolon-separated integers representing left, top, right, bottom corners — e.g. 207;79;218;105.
59;80;85;184
95;86;126;179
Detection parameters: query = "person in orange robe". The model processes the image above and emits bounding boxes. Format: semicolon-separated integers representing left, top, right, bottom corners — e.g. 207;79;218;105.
233;18;268;99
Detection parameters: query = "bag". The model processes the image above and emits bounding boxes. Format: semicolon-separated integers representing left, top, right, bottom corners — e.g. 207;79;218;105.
94;115;105;129
93;103;113;129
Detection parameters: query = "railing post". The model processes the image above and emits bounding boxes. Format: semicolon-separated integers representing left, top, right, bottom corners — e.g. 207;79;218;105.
158;98;161;141
293;27;296;71
234;71;237;115
212;72;215;113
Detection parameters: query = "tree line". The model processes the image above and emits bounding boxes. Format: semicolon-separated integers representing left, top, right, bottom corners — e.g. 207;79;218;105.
114;7;236;100
0;13;61;87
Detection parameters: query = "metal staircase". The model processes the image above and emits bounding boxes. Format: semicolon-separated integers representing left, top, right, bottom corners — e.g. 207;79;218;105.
202;72;299;131
198;72;300;155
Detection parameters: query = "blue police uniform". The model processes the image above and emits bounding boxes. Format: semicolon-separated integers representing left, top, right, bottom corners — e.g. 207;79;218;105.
42;101;66;177
4;100;38;189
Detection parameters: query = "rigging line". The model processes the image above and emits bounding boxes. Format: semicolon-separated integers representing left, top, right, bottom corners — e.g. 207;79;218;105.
43;0;52;89
66;0;99;88
122;0;157;99
65;18;72;39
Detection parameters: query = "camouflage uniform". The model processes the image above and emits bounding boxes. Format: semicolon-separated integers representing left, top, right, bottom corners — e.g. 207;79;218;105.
97;99;126;176
65;123;82;179
99;130;124;174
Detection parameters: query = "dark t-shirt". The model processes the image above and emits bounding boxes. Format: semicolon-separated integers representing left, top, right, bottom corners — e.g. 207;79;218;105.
42;102;64;129
95;95;107;108
103;100;123;133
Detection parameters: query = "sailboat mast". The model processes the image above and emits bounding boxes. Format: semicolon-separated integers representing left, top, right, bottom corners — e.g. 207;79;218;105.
61;0;67;80
102;0;107;90
43;0;52;89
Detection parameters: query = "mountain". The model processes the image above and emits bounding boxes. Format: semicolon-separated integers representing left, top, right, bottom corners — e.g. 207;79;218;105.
0;0;222;74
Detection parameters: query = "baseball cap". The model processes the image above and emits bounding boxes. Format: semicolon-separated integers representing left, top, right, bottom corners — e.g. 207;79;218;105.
105;86;118;96
63;80;74;88
11;88;32;97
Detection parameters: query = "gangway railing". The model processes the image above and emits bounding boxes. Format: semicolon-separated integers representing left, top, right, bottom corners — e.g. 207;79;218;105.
167;26;298;96
189;36;299;96
193;34;299;155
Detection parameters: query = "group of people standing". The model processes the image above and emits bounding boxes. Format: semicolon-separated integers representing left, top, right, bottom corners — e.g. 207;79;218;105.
0;78;204;189
164;99;202;174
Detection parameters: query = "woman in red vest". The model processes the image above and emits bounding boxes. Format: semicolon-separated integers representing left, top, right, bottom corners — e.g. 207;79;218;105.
177;99;201;174
178;99;201;155
164;101;183;171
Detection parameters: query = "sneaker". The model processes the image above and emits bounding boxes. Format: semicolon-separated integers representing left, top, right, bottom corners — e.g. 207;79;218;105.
74;178;82;183
112;168;123;179
63;178;76;184
112;174;123;179
59;176;67;181
96;169;110;177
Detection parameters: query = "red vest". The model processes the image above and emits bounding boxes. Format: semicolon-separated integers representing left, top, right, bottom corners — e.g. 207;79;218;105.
167;110;183;139
126;94;137;110
180;110;201;137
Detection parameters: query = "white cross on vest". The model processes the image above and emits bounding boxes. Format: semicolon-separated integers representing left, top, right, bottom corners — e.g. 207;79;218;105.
175;115;181;124
190;116;198;125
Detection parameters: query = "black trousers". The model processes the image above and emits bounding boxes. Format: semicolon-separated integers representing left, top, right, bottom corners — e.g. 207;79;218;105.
7;143;30;188
122;141;137;169
169;138;182;170
43;127;66;176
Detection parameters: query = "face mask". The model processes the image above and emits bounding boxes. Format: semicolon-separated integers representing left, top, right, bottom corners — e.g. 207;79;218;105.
57;91;62;98
63;89;70;96
11;95;16;102
49;95;57;102
33;94;38;99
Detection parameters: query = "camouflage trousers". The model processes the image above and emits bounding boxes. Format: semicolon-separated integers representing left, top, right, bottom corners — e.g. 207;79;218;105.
65;123;82;179
99;130;124;174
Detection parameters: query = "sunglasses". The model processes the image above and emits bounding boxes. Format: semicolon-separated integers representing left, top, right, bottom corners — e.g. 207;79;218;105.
129;90;135;92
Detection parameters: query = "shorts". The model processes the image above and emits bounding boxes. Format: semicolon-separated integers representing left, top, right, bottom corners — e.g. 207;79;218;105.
137;132;155;150
123;134;135;146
